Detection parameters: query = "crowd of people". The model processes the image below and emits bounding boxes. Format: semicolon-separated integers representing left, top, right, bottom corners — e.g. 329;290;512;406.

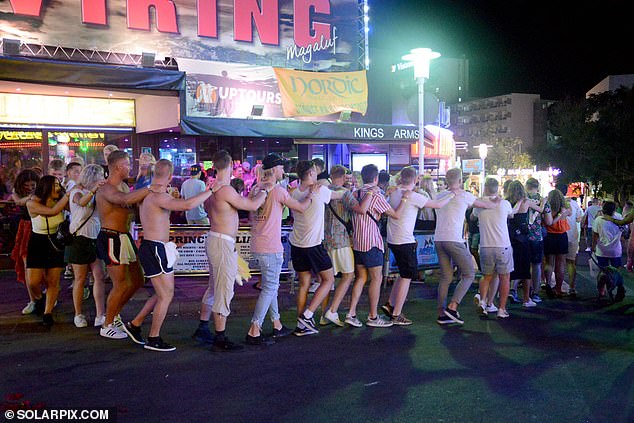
10;146;631;352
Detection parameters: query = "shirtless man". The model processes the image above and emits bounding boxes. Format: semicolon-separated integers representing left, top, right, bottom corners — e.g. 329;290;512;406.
96;150;156;339
124;160;212;352
193;150;267;351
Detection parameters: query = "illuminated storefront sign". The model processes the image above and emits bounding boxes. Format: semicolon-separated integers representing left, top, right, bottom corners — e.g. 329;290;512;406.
0;93;135;127
0;0;359;69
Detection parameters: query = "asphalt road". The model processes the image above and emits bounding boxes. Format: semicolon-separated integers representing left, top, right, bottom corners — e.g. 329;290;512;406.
1;257;633;423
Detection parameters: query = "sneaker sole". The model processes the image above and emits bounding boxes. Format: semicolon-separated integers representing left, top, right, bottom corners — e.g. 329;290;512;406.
366;320;394;328
100;330;127;340
144;345;176;352
345;319;363;328
392;320;413;326
443;310;464;325
293;330;317;337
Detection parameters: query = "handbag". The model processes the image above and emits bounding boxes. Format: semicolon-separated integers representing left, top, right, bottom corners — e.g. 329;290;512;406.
46;199;96;252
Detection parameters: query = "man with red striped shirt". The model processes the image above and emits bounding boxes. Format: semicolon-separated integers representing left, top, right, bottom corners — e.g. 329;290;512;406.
347;164;408;328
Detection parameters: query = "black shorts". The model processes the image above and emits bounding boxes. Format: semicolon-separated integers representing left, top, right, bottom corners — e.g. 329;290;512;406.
353;247;384;268
388;243;418;279
544;232;568;256
138;240;174;278
290;243;332;274
65;235;97;265
26;232;65;269
528;240;544;264
96;229;138;266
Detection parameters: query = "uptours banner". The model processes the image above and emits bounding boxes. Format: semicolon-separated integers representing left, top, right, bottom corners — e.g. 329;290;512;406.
274;68;368;117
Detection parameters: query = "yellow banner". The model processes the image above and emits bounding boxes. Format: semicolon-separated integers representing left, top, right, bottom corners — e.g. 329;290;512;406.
273;68;368;117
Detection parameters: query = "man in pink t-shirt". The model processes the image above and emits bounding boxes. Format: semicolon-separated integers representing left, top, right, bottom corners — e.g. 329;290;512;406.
245;154;311;346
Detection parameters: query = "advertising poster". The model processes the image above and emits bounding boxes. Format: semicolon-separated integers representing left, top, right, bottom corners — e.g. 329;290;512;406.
1;0;361;69
388;232;439;273
133;225;291;276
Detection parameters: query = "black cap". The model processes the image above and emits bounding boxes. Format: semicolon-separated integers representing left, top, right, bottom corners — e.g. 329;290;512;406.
190;164;202;175
262;153;285;170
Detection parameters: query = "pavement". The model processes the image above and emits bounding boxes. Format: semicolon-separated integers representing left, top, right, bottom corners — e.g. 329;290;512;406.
1;250;633;423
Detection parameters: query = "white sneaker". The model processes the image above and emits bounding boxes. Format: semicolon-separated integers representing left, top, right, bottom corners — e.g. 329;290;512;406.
473;294;481;307
319;315;329;326
485;304;498;313
113;314;124;329
477;300;488;316
94;315;106;327
74;314;88;328
21;301;36;315
497;309;510;319
100;324;128;339
324;310;344;327
523;299;537;308
345;314;363;328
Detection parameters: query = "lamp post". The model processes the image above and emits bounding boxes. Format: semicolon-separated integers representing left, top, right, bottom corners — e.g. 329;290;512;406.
478;143;488;196
402;48;440;175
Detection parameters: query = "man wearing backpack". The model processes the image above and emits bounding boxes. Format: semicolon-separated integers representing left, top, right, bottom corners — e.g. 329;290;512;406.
321;165;372;327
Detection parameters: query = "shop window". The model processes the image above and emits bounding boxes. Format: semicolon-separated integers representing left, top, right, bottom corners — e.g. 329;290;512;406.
159;135;197;178
47;132;133;167
0;131;42;198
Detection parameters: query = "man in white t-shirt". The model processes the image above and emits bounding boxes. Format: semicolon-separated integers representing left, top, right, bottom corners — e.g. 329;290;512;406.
435;168;500;325
564;193;585;296
181;164;210;225
473;178;515;318
384;166;454;325
290;160;345;336
592;201;624;268
583;198;601;251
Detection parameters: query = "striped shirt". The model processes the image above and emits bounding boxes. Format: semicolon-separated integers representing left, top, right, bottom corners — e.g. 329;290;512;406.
351;185;391;252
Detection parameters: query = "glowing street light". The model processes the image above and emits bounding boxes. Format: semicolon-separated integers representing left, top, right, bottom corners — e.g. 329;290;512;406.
401;48;441;175
479;143;488;196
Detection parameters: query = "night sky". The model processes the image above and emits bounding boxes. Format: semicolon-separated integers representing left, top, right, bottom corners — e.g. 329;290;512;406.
370;0;633;100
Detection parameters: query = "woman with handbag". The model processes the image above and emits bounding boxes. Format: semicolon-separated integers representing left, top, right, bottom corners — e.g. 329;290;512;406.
66;165;106;328
26;175;71;327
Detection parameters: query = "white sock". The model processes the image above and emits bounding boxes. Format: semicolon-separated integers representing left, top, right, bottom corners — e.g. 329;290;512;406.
303;309;314;319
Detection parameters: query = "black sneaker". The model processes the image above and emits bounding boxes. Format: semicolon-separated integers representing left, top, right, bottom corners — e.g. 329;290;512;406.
245;334;275;346
297;314;319;334
34;294;46;316
192;326;215;344
615;286;626;302
271;325;293;338
42;313;54;327
380;302;394;318
443;309;464;325
123;322;146;345
144;337;176;352
436;315;454;325
293;326;317;337
212;336;244;352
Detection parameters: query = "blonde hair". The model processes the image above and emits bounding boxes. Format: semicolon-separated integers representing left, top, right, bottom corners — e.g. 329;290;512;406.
79;164;105;189
154;159;173;179
445;168;462;186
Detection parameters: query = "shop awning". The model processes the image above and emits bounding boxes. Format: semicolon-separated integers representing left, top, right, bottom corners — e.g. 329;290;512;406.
0;57;185;92
180;116;419;143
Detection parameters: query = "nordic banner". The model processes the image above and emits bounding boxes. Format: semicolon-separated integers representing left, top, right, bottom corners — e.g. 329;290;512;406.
274;68;368;117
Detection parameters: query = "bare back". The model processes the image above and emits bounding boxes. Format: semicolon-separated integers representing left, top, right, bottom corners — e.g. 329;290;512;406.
97;182;133;232
139;192;172;242
206;185;239;237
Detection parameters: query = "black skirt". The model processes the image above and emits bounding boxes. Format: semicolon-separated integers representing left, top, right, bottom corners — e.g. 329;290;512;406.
544;232;568;256
510;234;531;280
26;232;66;269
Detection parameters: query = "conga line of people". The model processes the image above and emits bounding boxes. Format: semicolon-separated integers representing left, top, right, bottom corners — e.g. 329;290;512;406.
13;148;599;352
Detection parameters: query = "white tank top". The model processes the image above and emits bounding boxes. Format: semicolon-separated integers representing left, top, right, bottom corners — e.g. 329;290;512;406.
31;212;65;235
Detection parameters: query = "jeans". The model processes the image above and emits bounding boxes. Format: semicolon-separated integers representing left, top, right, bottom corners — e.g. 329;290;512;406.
435;241;475;314
251;253;284;328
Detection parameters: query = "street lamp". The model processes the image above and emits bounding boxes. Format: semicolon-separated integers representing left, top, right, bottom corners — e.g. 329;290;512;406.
479;143;488;196
402;48;441;175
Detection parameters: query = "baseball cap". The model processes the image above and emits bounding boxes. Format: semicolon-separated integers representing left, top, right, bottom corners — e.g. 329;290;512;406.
190;164;202;175
262;153;285;170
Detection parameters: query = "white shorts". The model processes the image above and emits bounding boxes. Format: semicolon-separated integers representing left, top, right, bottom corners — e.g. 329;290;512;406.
327;246;355;275
480;247;514;275
207;232;237;317
566;239;579;260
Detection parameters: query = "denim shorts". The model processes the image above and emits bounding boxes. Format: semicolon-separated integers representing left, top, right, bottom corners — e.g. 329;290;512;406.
353;247;384;268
